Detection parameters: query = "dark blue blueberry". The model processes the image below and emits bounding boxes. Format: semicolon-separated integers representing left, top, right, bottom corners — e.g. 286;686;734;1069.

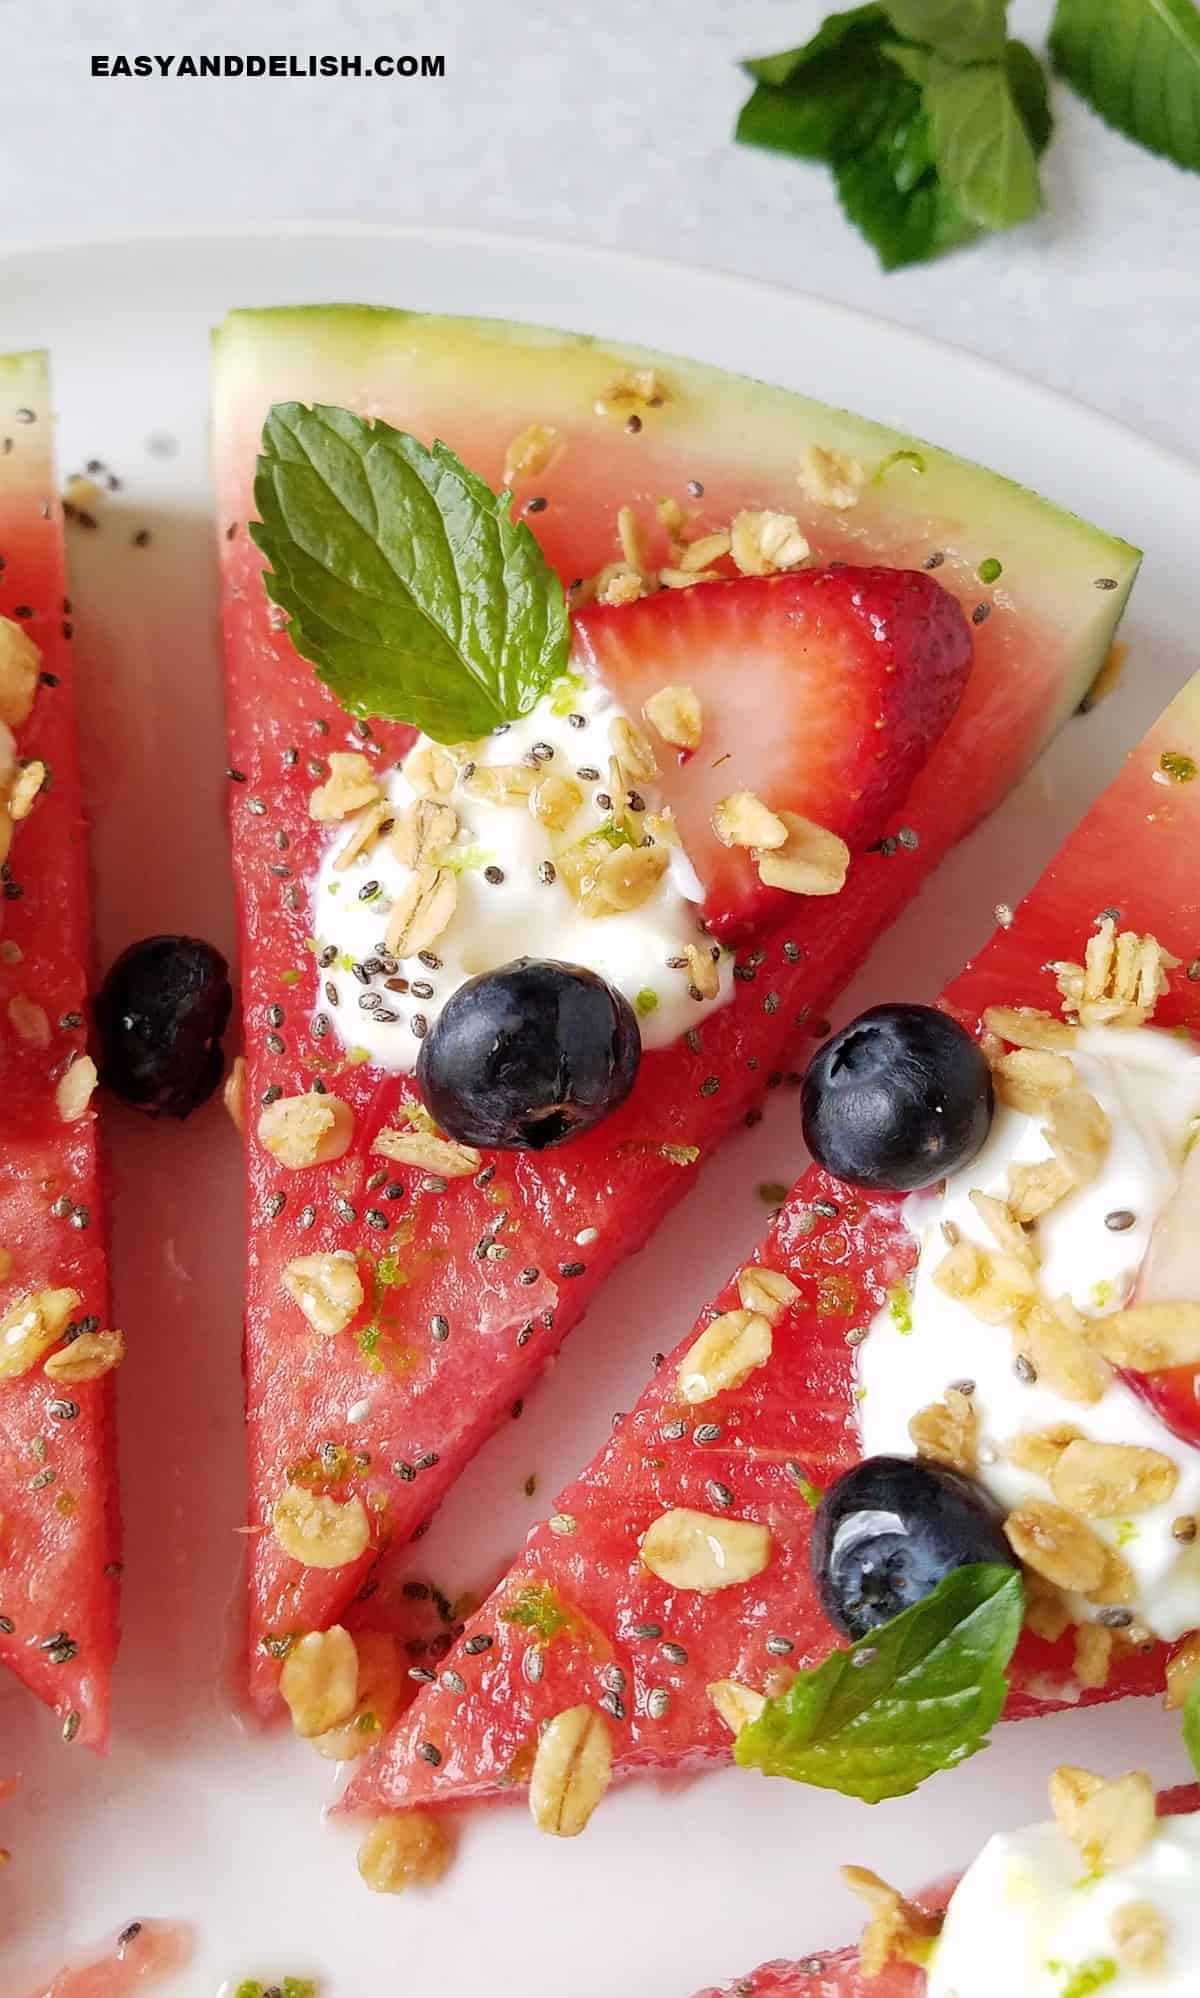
416;958;640;1150
811;1454;1017;1640
802;1003;993;1191
96;935;232;1119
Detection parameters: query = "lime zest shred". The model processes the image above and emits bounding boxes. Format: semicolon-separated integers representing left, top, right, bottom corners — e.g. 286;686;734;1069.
888;1283;914;1335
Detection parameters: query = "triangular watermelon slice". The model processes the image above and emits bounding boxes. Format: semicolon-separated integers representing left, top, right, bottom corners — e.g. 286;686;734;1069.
212;305;1139;1716
343;674;1200;1821
0;355;118;1750
687;1786;1200;1997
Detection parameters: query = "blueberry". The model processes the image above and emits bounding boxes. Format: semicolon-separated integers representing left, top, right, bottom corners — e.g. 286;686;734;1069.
96;935;232;1119
811;1454;1017;1640
416;958;640;1151
801;1003;993;1192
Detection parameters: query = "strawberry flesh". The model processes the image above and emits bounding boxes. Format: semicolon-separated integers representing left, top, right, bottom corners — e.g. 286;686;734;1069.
575;568;973;942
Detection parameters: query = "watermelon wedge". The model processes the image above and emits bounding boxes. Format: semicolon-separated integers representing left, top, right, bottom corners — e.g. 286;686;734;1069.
212;305;1139;1715
688;1787;1200;1997
0;355;118;1750
343;674;1200;1821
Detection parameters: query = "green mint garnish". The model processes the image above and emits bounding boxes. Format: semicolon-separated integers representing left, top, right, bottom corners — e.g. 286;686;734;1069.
501;1580;576;1644
888;1281;914;1334
251;407;569;743
1183;1662;1200;1778
734;3;1051;271
734;1563;1024;1802
1052;1958;1118;1998
549;670;589;717
1049;0;1200;172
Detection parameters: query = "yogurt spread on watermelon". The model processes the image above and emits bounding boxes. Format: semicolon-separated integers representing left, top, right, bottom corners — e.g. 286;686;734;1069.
928;1794;1200;1996
310;673;733;1068
858;1018;1200;1642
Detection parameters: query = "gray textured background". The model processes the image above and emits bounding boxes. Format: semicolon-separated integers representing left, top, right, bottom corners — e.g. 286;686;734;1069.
1;0;1197;454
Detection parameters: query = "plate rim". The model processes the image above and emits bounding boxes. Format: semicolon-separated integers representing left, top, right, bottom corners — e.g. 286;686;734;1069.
3;215;1198;493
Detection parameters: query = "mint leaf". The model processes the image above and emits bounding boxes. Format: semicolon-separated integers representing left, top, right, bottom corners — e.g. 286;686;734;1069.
925;54;1044;227
884;0;1007;61
737;45;899;162
734;1564;1024;1802
1184;1665;1200;1778
833;71;980;270
251;406;570;744
1050;0;1200;172
1006;39;1054;154
743;6;887;85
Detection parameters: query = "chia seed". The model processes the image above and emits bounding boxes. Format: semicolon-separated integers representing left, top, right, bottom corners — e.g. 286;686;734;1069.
465;1632;493;1655
365;1208;389;1231
266;1003;285;1027
430;1314;450;1341
707;1480;735;1509
576;765;601;782
812;1198;840;1218
266;1191;287;1220
766;1634;794;1655
416;1741;442;1766
408;1666;436;1684
567;712;587;730
525;495;548;513
385;1182;405;1201
1105;1209;1136;1232
524;1647;545;1683
600;1690;625;1720
298;1204;316;1230
693;1422;722;1444
647;1687;671;1718
630;1621;662;1641
333;1196;357;1225
686;478;704;498
558;1259;585;1278
483;866;505;885
411;1013;429;1039
538;859;556;885
699;1075;719;1098
518;1266;540;1285
265;1032;285;1055
660;1641;688;1665
1014;1352;1038;1384
441;1669;467;1693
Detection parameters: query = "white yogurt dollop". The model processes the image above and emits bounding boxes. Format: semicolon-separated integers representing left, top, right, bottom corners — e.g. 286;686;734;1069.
929;1809;1200;1998
859;1025;1200;1642
311;675;733;1071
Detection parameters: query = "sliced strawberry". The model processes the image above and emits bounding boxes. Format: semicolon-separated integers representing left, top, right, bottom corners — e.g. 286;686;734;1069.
575;568;973;943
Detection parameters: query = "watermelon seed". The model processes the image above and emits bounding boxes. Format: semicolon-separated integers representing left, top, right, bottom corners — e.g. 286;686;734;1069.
465;1633;494;1655
422;1175;448;1196
409;1666;435;1684
417;1741;443;1766
430;1316;450;1342
647;1687;671;1719
661;1641;688;1665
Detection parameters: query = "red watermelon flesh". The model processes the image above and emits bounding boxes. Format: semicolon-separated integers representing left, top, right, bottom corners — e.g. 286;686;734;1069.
688;1790;1200;1997
343;675;1200;1819
0;355;117;1751
212;305;1139;1715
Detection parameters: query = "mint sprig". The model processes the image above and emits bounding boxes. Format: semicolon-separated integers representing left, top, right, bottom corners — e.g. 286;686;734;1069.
251;407;569;744
1184;1665;1200;1779
735;3;1050;271
1050;0;1200;172
735;0;1200;268
733;1564;1024;1803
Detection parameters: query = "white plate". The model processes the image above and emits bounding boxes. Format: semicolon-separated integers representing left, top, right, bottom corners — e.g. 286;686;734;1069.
2;225;1199;1998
